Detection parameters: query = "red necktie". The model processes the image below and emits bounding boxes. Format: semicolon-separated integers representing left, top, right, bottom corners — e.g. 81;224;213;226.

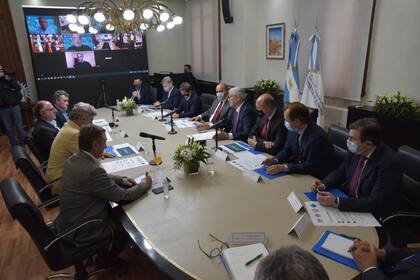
261;118;269;140
210;101;223;123
232;111;239;133
348;156;368;197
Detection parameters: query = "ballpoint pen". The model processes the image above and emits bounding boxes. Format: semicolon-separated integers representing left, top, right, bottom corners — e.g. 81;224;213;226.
245;253;263;266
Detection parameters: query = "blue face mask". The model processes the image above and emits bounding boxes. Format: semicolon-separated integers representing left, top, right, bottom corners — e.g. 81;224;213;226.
346;139;359;154
284;120;297;132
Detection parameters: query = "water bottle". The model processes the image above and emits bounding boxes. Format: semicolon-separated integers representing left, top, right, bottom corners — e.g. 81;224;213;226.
162;177;169;200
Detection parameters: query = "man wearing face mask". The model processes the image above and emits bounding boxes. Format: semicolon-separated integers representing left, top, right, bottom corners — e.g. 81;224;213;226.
154;76;181;110
173;82;202;118
129;77;153;105
262;102;334;179
248;93;287;155
310;118;402;218
32;101;60;159
192;83;230;131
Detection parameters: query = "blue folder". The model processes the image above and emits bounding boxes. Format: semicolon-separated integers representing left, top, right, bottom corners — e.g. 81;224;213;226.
105;146;118;157
236;142;262;155
254;167;288;180
304;188;349;201
312;230;359;271
223;143;247;153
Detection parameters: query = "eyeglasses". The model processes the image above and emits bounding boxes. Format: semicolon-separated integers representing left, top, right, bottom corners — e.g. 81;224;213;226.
197;234;229;258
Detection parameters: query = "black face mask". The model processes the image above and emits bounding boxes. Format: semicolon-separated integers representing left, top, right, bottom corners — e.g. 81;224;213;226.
257;110;264;117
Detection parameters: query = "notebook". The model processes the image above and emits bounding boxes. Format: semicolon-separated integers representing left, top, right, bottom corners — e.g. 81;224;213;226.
221;243;269;280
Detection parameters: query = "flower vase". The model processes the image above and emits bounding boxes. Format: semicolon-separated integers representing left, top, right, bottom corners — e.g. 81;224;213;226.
183;161;200;175
125;108;134;116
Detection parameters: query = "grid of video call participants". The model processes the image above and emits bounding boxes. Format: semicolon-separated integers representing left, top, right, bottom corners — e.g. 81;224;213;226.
26;15;144;70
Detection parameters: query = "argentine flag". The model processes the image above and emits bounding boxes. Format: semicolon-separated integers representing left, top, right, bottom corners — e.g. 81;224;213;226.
283;30;300;104
301;31;325;128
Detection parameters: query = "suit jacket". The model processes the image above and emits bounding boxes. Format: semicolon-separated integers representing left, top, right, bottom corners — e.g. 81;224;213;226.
161;87;182;110
275;121;334;179
32;119;59;160
129;84;154;105
55;150;149;247
249;109;287;155
177;93;202;118
54;106;68;128
46;120;80;194
322;144;402;218
355;248;420;280
225;102;257;142
201;97;230;122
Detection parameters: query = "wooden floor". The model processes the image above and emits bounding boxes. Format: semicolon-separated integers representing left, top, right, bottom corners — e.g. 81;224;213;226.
0;135;171;280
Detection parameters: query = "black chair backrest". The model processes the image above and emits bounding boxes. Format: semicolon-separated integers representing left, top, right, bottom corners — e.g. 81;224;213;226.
327;124;350;165
398;145;420;211
25;129;48;164
11;146;52;202
0;178;56;264
201;93;216;113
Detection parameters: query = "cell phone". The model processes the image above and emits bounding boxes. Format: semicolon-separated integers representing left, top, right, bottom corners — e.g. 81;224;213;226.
152;185;174;195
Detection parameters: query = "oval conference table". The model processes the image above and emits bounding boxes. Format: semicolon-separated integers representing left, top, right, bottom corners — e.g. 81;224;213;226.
98;107;378;280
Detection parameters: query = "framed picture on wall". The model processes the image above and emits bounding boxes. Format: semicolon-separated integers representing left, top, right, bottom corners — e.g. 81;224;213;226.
266;23;285;59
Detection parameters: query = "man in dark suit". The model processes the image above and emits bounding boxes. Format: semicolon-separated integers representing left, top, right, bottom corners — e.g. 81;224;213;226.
349;240;420;280
173;82;202;118
216;87;256;142
248;93;287;155
311;118;402;218
262;102;334;179
52;90;70;128
32;101;59;159
129;77;154;105
153;76;182;110
192;83;230;131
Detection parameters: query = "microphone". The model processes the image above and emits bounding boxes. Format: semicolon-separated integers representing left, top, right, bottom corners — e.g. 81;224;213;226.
210;118;229;130
139;132;166;141
162;109;178;118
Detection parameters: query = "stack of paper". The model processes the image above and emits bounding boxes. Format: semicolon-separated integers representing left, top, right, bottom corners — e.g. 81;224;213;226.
93;118;109;127
187;131;216;141
221;243;269;280
102;155;149;173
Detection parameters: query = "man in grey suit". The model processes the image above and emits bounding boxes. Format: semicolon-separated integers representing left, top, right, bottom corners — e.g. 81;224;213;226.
192;83;231;131
55;125;152;252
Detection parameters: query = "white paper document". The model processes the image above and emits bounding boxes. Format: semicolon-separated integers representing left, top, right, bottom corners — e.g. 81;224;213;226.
228;151;267;171
304;201;381;227
93;118;109;127
172;119;199;128
102;155;149;173
143;110;170;119
321;233;354;259
187;131;216;141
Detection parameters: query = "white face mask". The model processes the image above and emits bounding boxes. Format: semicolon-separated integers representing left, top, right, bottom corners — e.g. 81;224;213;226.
216;92;225;100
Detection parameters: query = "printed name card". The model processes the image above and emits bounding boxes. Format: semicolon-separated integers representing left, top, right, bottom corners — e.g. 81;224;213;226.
287;191;303;213
215;149;230;161
242;170;263;183
288;213;311;239
119;130;128;138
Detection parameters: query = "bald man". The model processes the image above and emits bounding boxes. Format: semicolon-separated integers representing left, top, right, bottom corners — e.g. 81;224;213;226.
248;94;287;155
32;100;59;159
193;83;231;131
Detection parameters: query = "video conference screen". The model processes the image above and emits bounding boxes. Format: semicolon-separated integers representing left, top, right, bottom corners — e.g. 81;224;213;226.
24;7;149;105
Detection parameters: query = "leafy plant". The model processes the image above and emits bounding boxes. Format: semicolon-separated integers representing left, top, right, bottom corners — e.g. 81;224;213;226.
121;96;137;110
254;79;279;95
373;91;420;118
173;138;210;169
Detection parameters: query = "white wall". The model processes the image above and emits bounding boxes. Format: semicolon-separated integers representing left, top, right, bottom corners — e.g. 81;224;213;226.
364;0;420;103
8;0;187;99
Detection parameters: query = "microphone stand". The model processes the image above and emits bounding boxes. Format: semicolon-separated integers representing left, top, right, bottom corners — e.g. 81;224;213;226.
149;138;161;165
168;113;177;135
159;105;165;122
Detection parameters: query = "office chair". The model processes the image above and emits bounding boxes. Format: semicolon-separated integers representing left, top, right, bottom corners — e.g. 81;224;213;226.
12;145;58;207
381;145;420;247
201;93;216;113
0;177;125;280
25;129;48;168
327;124;350;165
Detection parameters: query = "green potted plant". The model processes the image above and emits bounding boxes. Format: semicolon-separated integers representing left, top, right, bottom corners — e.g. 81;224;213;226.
121;96;137;116
254;79;279;96
373;91;420;118
173;138;210;174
